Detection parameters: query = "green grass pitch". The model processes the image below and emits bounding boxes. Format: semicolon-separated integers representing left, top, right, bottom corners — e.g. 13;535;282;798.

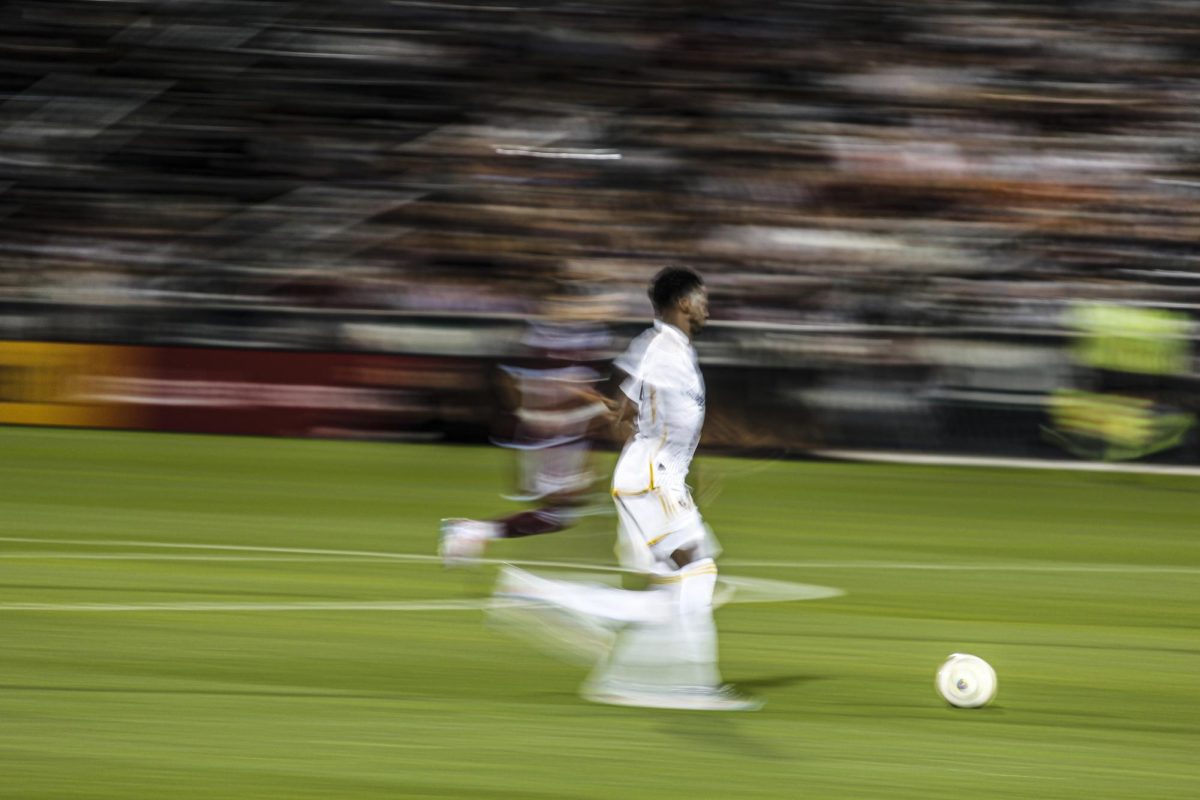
1;426;1198;799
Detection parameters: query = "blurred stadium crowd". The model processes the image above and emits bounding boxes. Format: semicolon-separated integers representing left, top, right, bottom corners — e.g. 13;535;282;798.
2;0;1199;461
2;0;1200;336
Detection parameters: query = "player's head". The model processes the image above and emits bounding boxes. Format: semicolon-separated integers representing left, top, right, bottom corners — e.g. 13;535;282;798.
649;266;708;332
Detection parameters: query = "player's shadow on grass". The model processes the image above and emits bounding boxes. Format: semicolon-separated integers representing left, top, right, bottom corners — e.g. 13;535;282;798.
656;712;783;760
655;674;827;761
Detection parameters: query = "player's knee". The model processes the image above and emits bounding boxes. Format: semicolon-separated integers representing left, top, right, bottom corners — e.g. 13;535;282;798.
669;544;699;568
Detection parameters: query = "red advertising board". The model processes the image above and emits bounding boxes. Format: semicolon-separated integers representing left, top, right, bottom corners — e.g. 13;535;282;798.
1;342;488;438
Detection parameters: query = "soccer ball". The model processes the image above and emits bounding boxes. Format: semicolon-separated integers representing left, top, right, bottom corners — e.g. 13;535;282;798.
936;653;997;708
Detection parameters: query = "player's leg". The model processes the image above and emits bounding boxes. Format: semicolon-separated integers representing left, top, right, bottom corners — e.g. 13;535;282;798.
494;564;666;624
488;474;669;619
441;442;592;565
439;497;583;565
585;498;759;710
490;490;674;688
582;554;759;711
492;486;656;610
596;532;719;693
672;554;721;688
666;539;761;709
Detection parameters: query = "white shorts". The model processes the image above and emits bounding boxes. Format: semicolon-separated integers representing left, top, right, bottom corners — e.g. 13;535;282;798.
611;485;720;573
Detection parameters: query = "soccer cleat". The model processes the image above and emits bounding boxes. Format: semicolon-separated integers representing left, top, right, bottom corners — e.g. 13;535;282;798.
581;681;763;712
697;684;765;712
438;518;492;566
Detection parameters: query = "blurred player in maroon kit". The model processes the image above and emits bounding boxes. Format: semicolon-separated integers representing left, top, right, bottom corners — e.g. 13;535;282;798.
440;291;613;562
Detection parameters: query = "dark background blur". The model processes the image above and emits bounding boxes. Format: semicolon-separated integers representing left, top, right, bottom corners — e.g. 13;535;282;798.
1;0;1198;461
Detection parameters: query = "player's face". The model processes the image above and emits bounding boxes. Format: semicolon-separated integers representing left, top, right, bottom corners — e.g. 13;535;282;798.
684;287;709;333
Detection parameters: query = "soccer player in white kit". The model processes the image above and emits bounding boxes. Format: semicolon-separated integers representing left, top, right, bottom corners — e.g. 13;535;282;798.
610;267;717;575
495;267;760;711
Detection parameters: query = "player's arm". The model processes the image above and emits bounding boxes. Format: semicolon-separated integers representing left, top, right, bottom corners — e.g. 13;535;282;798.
610;392;637;443
606;326;667;443
607;353;646;444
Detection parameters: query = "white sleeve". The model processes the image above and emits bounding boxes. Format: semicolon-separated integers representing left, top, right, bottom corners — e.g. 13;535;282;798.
614;328;656;401
619;373;641;402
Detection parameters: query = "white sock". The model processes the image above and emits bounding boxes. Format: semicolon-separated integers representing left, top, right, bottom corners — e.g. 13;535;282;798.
473;520;503;539
677;558;718;614
675;558;721;688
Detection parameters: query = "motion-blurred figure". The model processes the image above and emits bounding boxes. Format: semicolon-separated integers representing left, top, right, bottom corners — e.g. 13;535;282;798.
1046;302;1195;461
496;267;760;711
439;291;612;563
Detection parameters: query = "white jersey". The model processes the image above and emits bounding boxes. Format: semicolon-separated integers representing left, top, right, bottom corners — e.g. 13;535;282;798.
612;321;706;494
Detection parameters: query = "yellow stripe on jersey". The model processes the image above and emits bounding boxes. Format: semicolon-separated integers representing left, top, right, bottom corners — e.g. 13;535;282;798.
612;486;656;498
649;566;718;584
658;492;672;518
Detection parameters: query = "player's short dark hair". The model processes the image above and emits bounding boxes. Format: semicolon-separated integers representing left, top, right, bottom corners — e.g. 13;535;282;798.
648;266;704;313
